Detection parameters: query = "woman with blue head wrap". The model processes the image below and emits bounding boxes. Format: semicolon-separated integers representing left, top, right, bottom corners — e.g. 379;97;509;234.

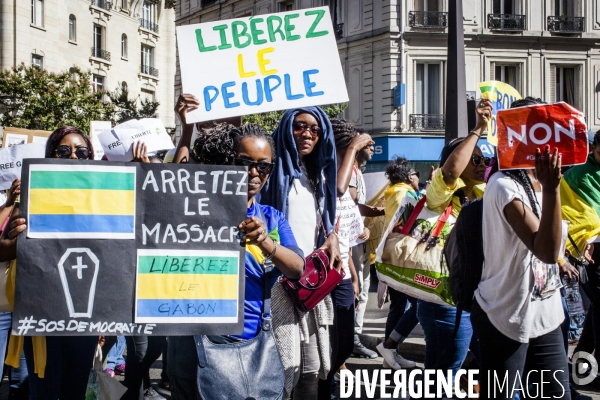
261;106;341;400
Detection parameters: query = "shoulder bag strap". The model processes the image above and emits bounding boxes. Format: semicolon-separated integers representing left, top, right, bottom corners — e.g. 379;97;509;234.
430;202;454;238
400;196;428;235
255;205;274;331
568;234;586;261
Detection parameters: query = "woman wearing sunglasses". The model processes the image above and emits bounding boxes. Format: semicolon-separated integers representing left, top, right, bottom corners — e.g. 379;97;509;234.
260;107;341;400
168;99;304;399
0;126;98;400
417;99;492;393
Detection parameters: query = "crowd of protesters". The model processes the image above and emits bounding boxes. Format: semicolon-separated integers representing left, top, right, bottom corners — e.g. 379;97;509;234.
0;93;597;400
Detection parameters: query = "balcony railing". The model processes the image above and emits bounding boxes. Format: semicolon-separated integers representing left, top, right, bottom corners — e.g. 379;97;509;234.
547;16;584;33
410;114;445;131
91;0;111;11
140;19;159;33
91;47;111;61
487;14;526;31
141;64;159;77
408;11;448;28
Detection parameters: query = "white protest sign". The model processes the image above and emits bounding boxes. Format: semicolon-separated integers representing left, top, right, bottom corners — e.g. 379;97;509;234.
98;119;175;161
90;121;112;160
115;118;174;155
0;142;46;190
176;6;349;123
97;128;137;162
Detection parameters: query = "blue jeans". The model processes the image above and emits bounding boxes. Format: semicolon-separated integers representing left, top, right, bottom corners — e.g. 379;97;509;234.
385;288;418;341
417;300;472;391
106;336;126;370
0;312;28;397
24;335;97;400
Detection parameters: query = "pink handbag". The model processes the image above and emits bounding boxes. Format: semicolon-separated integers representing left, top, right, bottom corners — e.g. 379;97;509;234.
281;248;344;312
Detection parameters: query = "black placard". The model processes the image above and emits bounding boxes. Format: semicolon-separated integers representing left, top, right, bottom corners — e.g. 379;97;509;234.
13;159;247;336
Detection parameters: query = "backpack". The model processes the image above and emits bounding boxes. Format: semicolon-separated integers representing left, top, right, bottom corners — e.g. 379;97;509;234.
444;198;484;332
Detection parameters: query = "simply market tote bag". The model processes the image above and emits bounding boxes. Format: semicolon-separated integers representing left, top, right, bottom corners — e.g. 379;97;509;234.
375;196;455;306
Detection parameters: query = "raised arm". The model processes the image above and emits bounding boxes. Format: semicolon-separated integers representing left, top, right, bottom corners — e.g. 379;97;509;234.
173;94;200;164
504;147;563;264
440;99;492;187
337;134;374;197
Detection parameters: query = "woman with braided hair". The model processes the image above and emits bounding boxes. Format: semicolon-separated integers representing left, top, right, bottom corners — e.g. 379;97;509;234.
168;114;305;399
472;136;569;399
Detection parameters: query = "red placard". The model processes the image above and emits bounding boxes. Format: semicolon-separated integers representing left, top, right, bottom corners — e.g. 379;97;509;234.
497;102;588;170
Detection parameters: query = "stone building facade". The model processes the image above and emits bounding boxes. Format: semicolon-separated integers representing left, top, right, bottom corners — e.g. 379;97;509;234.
175;0;600;166
0;0;177;129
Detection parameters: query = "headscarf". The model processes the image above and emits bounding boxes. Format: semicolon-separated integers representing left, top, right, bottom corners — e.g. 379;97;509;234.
260;106;337;235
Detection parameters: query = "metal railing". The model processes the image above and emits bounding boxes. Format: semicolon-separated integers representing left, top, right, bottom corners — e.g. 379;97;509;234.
140;64;159;77
487;14;526;31
547;16;584;33
408;11;448;28
140;19;159;33
91;0;111;11
409;114;445;131
91;47;111;61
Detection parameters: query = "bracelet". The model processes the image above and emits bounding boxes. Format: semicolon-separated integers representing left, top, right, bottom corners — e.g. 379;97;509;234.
469;130;482;138
263;238;277;261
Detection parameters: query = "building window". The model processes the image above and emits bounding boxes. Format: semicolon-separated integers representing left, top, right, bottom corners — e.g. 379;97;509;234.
31;0;43;26
142;1;156;24
415;62;442;114
555;0;576;16
141;89;155;103
120;0;128;10
278;1;293;12
121;81;128;92
121;34;128;58
552;65;581;110
32;54;43;69
493;0;520;14
491;63;521;93
414;0;441;12
141;45;157;76
93;24;103;49
92;75;104;92
69;15;76;41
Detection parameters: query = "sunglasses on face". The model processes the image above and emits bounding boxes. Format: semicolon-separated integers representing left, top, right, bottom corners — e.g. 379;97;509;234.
234;159;274;175
56;145;90;160
292;122;322;139
471;154;491;167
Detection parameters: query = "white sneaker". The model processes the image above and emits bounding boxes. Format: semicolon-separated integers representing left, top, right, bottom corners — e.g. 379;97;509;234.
393;351;416;368
377;343;401;370
382;359;401;370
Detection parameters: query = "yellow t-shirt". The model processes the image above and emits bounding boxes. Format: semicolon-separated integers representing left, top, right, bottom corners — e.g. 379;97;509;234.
426;169;485;218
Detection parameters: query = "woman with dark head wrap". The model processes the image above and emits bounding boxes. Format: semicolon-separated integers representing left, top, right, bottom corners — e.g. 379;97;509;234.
260;106;341;400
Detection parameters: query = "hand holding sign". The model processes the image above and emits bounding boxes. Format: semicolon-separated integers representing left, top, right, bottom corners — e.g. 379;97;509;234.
535;146;562;192
479;81;522;145
496;102;588;170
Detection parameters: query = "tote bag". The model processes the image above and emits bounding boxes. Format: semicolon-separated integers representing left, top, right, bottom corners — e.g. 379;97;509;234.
375;196;455;306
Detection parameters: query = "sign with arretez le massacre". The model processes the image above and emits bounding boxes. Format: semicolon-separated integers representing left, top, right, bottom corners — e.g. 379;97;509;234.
14;159;248;336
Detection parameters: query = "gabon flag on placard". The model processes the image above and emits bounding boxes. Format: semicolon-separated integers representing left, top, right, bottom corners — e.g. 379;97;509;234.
27;164;136;239
496;102;588;170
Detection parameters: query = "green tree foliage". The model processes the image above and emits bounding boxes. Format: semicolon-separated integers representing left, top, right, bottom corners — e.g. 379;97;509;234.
106;86;160;125
242;103;348;133
0;64;113;133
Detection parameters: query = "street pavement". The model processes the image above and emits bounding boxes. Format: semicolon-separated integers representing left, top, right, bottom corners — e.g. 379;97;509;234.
1;289;598;399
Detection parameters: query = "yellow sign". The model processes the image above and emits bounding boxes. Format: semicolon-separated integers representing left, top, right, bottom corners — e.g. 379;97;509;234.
478;81;522;146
